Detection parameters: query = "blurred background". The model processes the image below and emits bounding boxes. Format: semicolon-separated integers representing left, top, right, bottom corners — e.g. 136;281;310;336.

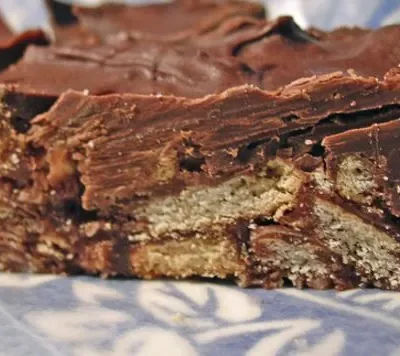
0;0;399;35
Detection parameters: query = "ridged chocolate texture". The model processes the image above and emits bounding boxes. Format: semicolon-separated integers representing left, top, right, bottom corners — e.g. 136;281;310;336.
29;69;400;213
73;0;266;41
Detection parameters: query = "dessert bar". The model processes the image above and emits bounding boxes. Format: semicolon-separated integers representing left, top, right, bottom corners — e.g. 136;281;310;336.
0;0;400;289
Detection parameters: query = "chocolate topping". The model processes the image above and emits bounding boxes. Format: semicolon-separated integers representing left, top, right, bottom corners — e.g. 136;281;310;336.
233;20;400;89
181;16;400;89
0;38;251;98
1;16;399;99
73;0;265;41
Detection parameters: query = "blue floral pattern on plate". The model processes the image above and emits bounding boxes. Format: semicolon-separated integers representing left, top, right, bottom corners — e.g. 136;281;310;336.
1;274;400;355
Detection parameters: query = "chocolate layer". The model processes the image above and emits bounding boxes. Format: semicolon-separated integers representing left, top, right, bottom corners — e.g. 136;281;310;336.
29;70;400;213
238;22;400;89
1;16;399;101
194;16;400;90
0;38;251;98
73;0;265;41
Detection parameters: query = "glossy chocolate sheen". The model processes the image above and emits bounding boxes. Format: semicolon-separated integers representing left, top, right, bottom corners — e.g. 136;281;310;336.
1;17;400;100
73;0;265;41
0;38;251;98
195;16;400;90
29;69;400;213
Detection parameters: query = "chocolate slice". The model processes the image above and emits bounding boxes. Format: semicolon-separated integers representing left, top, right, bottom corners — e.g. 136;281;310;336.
1;68;398;289
1;8;400;290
